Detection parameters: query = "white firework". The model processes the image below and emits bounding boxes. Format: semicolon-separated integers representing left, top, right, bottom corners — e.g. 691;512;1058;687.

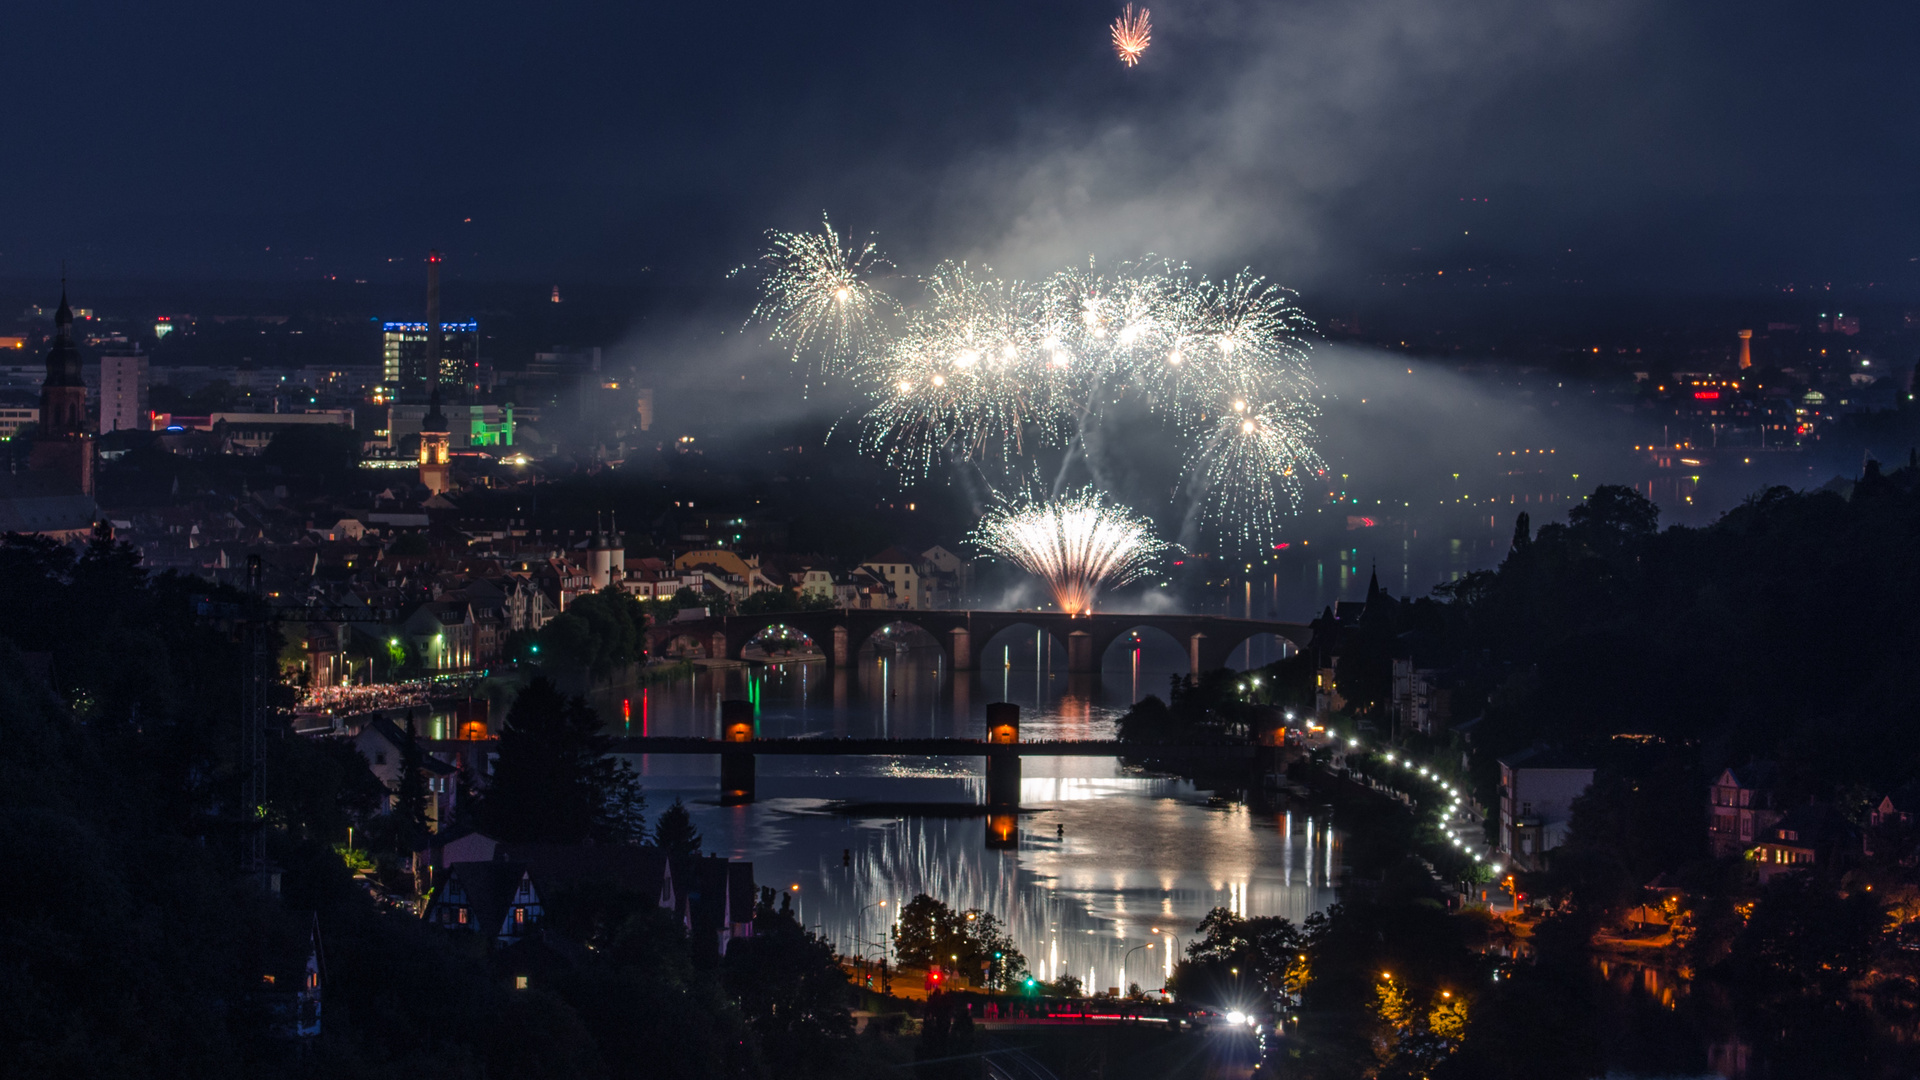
971;489;1172;616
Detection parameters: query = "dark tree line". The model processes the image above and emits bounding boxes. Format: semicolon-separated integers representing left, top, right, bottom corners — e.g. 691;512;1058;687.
0;533;883;1080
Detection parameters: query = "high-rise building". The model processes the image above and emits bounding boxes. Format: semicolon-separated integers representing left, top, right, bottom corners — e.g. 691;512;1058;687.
99;349;149;433
382;320;478;403
381;251;479;403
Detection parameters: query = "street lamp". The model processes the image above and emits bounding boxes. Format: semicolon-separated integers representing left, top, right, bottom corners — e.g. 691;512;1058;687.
1123;942;1156;993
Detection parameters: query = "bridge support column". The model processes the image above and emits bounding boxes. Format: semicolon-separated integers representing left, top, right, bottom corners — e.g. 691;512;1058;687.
1188;633;1205;676
949;627;974;671
710;632;729;662
1067;631;1095;674
719;699;755;804
831;625;850;667
985;702;1019;849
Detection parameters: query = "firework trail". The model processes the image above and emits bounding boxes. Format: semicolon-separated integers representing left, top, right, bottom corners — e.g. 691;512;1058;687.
1111;5;1151;67
971;489;1172;616
746;214;894;373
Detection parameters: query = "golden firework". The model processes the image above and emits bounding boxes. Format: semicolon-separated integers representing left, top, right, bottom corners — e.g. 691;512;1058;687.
1111;5;1151;67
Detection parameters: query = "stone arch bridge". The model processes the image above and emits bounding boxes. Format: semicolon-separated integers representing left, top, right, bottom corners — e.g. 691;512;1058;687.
646;609;1314;675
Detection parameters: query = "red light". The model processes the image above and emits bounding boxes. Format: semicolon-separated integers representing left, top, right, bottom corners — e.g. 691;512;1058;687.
1693;391;1719;400
1272;542;1289;550
1172;560;1184;565
1360;517;1375;527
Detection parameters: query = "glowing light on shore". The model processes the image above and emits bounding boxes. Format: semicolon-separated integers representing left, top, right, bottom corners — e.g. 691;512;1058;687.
971;489;1171;616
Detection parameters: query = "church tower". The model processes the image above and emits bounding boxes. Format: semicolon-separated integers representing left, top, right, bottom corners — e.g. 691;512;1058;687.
418;387;451;495
29;287;94;495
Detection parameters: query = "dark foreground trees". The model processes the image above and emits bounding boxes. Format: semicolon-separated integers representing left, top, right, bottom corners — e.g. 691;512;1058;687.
0;534;868;1080
476;675;644;844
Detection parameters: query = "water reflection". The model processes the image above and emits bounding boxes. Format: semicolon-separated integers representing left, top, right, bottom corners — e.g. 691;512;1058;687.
600;634;1344;991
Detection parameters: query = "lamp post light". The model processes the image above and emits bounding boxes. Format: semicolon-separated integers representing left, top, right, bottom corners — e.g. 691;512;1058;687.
1123;942;1156;995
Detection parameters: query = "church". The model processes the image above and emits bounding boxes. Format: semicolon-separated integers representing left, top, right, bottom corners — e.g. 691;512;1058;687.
0;287;100;537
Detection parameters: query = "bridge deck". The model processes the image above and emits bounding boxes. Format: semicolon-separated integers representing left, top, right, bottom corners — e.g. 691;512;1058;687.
606;737;1252;759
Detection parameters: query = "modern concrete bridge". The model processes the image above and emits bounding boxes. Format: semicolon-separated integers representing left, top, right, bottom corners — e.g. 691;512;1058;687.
619;701;1282;849
646;608;1314;674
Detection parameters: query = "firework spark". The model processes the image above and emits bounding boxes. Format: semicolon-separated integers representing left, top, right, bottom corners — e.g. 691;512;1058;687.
1187;398;1327;547
1111;5;1151;67
747;214;894;373
971;489;1172;616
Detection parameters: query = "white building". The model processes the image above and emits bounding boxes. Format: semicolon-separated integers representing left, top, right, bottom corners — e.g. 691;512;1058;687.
1497;748;1595;872
99;351;149;433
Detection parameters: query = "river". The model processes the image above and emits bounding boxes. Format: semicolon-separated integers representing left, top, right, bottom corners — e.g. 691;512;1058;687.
588;627;1339;995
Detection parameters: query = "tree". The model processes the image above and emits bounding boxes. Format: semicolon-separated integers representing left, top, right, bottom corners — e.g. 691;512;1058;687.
723;895;857;1078
1170;907;1309;1009
1565;483;1658;539
539;586;648;677
394;712;432;837
891;894;1027;985
893;894;968;970
653;797;703;864
601;758;648;846
478;676;614;843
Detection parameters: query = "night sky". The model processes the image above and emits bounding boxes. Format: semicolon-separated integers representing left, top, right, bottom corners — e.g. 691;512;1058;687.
8;0;1919;292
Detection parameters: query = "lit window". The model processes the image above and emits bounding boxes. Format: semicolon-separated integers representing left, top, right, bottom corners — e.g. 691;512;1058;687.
515;975;529;990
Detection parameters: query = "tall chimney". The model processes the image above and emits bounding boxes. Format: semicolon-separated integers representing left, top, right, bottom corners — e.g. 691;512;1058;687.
425;250;444;401
1737;328;1752;370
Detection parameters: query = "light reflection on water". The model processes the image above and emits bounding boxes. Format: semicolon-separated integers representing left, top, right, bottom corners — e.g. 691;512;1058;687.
597;630;1339;993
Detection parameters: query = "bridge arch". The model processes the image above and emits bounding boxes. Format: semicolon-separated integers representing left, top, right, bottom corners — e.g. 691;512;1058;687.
847;618;950;662
974;621;1073;673
1200;627;1307;672
738;621;820;662
1096;623;1193;669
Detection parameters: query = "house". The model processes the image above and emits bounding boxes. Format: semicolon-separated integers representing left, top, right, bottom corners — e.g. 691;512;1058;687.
1313;659;1345;719
1863;782;1920;861
920;545;973;605
496;842;678;914
353;714;459;827
1707;764;1782;859
677;855;758;956
254;912;325;1040
1388;659;1453;739
859;547;925;610
401;601;477;671
1750;805;1856;883
425;861;544;943
1497;747;1595;872
408;826;500;896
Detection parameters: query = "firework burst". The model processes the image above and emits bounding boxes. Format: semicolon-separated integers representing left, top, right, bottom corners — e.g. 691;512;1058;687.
1187;397;1326;547
1111;5;1152;67
747;227;1322;552
971;489;1172;615
747;214;893;373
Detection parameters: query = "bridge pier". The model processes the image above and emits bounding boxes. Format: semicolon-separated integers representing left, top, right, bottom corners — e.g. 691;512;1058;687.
1067;631;1096;674
1188;633;1205;676
984;703;1020;849
949;627;974;671
831;625;850;667
719;699;756;804
710;631;729;662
